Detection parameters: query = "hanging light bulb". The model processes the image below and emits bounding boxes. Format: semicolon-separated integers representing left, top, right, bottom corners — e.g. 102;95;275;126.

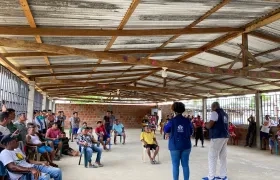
161;67;168;78
117;89;120;95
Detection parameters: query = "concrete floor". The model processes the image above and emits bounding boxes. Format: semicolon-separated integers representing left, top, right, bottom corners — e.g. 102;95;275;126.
57;129;280;180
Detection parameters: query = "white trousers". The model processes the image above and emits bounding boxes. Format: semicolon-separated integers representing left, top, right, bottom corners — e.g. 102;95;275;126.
208;138;228;179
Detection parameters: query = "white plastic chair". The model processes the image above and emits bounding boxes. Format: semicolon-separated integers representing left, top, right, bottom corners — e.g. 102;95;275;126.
142;144;159;162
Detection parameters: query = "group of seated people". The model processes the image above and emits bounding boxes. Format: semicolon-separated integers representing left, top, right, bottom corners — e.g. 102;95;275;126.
0;106;69;179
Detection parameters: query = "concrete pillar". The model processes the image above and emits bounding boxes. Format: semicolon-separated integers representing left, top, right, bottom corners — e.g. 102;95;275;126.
52;101;56;113
42;92;47;110
49;98;53;111
202;98;207;121
27;81;35;123
255;92;262;149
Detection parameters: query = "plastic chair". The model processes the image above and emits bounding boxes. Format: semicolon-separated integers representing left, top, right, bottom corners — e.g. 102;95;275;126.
142;144;159;163
275;140;279;155
78;145;88;168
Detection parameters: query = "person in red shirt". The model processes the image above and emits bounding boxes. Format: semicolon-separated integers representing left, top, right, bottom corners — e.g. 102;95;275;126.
229;122;237;145
193;115;205;147
46;122;63;159
95;121;111;150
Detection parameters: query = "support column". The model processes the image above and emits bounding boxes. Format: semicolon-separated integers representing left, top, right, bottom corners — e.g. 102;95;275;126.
202;98;207;121
255;92;262;149
48;98;53;112
52;100;56;113
42;92;47;110
27;81;35;123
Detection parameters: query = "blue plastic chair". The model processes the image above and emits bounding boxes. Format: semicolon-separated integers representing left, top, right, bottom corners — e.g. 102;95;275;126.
97;136;111;150
78;145;88;168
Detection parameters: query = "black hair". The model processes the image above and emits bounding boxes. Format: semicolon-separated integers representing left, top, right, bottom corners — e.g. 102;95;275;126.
172;102;185;114
43;110;47;112
97;121;102;124
0;112;9;122
52;122;59;126
61;132;66;134
73;111;78;115
7;108;15;114
88;127;93;130
48;110;51;112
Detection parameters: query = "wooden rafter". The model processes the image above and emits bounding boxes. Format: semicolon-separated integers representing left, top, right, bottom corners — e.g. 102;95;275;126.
19;0;54;76
29;68;159;78
176;8;280;63
145;0;232;58
19;63;130;70
250;31;280;44
1;37;280;79
242;34;249;67
42;82;255;95
0;26;243;36
2;48;199;58
255;47;280;57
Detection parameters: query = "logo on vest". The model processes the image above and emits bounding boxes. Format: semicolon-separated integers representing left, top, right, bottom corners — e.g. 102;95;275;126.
223;116;228;123
177;125;184;133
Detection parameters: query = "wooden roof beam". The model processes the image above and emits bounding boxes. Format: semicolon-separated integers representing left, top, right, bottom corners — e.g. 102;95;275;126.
0;26;243;36
2;48;199;57
1;37;280;79
43;82;255;94
29;68;159;78
250;31;280;44
176;8;280;63
19;0;54;76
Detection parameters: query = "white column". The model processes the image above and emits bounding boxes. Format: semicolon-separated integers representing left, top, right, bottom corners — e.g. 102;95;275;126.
52;100;56;113
255;92;262;149
49;98;53;112
42;92;47;110
202;98;207;121
27;81;35;123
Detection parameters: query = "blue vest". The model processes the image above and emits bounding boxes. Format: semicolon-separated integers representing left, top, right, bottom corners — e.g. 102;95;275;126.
168;114;192;151
209;109;229;139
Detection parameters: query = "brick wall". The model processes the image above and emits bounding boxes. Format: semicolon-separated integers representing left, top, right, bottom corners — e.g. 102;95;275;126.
56;104;154;128
159;104;172;121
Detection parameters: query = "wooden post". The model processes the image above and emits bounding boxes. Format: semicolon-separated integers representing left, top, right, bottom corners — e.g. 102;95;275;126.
163;78;167;87
242;33;249;68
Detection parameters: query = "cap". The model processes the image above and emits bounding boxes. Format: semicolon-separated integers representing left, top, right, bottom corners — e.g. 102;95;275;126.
1;134;17;145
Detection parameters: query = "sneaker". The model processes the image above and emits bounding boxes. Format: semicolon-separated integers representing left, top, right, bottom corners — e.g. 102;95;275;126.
89;164;98;168
202;177;215;180
202;145;205;148
215;176;228;180
95;162;103;167
150;159;155;164
193;145;197;147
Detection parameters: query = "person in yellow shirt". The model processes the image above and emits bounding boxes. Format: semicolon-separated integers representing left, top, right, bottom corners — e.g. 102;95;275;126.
140;126;159;164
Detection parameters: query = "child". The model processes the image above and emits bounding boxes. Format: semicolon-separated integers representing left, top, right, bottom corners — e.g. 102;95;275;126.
60;132;79;156
95;121;111;150
269;132;275;154
229;122;237;145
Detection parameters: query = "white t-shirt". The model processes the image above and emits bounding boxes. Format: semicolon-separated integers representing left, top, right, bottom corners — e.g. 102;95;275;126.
261;120;270;133
0;148;33;180
0;125;11;135
210;111;219;122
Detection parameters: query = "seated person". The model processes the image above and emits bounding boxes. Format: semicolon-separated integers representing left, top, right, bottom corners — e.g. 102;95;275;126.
112;119;126;145
95;121;110;150
26;125;58;167
77;122;87;134
0;134;62;180
140;126;159;164
60;132;79;156
229;122;237;145
77;127;103;168
45;123;62;160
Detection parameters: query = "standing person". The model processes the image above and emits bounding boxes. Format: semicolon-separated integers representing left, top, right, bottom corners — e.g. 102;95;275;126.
14;113;28;144
260;115;271;150
56;111;66;131
109;111;116;135
228;122;237;145
164;102;193;180
245;115;256;147
202;102;229;180
35;111;47;135
103;111;111;135
0;112;11;152
193;115;205;147
6;108;17;133
70;112;80;142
